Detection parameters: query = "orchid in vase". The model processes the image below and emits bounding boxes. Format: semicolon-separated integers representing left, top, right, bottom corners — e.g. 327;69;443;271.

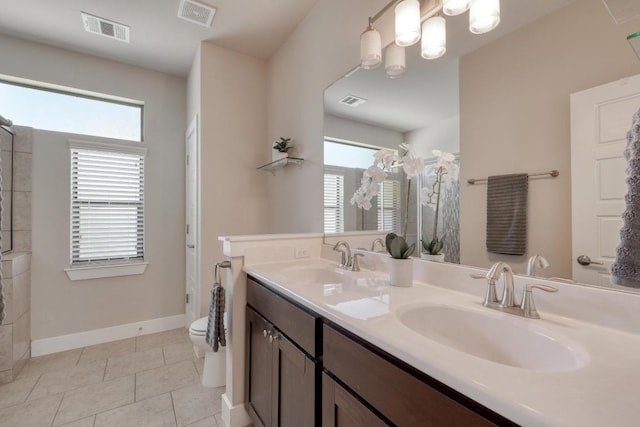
350;143;424;259
420;150;459;257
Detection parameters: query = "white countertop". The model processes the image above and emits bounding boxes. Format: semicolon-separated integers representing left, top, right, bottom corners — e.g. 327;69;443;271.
244;257;640;427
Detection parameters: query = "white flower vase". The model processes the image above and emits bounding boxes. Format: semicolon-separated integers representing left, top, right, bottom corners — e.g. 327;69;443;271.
388;258;413;287
420;253;445;262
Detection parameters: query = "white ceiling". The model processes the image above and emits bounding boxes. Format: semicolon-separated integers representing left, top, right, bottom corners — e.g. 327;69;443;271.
324;0;578;134
0;0;318;76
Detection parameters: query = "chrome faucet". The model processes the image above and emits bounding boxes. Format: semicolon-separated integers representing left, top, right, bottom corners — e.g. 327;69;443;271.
471;261;558;319
333;241;351;269
487;262;516;308
371;238;386;253
526;254;550;277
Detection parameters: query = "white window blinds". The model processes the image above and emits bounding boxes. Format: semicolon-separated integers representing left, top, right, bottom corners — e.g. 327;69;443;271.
69;140;146;266
324;173;345;233
378;179;401;232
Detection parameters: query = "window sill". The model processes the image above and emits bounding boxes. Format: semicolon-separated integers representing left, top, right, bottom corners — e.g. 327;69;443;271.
65;262;148;281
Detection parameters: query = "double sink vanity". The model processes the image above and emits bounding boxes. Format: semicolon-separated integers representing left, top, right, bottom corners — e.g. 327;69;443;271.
218;233;640;427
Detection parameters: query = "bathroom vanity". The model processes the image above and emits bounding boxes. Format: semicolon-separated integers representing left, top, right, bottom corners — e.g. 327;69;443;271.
245;276;512;426
218;233;640;427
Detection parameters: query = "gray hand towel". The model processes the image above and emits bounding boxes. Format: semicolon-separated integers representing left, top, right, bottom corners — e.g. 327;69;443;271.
486;173;528;255
611;108;640;288
205;284;226;352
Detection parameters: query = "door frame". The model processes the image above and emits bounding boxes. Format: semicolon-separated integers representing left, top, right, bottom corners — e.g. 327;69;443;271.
185;114;201;327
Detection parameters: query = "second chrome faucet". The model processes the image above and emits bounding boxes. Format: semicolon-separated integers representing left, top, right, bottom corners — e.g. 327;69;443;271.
471;261;557;319
332;240;362;272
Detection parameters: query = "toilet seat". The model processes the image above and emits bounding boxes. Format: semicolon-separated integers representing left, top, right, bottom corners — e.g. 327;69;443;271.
189;317;208;336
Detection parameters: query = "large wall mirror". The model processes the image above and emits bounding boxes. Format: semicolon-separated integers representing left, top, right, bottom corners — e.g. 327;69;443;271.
323;0;640;293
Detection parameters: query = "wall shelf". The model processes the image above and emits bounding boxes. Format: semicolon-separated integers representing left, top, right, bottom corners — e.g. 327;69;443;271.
257;157;304;174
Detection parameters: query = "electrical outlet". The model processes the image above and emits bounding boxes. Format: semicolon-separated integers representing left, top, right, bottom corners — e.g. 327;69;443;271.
295;246;310;259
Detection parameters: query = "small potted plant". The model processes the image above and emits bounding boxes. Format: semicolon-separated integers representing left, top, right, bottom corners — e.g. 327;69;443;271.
273;137;293;160
386;232;416;287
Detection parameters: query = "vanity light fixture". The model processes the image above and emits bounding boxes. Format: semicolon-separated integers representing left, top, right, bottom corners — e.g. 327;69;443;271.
385;43;406;78
469;0;501;34
421;15;446;59
359;0;501;73
360;18;382;69
395;0;422;47
442;0;470;16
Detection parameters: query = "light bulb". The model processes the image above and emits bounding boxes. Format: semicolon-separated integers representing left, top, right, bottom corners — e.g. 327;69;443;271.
385;43;406;79
395;0;421;47
443;0;470;16
469;0;500;34
421;16;446;60
360;23;382;69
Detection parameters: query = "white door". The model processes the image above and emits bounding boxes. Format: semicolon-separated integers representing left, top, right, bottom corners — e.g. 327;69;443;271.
185;115;200;327
570;75;640;287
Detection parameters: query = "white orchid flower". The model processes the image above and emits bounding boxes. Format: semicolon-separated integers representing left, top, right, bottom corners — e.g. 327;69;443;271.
402;156;424;177
373;149;396;169
368;166;388;183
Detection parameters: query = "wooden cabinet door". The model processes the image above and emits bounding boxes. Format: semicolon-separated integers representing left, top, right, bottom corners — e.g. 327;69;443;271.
246;308;273;427
322;373;388;427
272;331;317;427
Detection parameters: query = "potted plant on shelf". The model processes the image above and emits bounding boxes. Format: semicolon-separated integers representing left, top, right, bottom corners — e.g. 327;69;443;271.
420;150;459;262
351;143;421;286
273;137;293;160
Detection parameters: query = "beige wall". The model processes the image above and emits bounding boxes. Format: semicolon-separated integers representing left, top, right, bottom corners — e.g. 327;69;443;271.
0;34;187;340
267;0;393;233
197;42;270;315
459;0;640;276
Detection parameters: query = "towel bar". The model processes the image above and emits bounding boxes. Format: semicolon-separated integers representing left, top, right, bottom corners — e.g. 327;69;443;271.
467;170;559;185
215;261;231;284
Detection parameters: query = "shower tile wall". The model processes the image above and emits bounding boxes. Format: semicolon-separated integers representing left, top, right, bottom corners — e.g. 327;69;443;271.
11;127;32;252
0;126;32;385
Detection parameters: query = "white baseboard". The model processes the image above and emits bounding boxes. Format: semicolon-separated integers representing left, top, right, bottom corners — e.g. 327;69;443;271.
31;314;185;357
221;393;251;427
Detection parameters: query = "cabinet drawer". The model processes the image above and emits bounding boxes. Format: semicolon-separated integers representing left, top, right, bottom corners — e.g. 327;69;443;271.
324;324;508;427
247;277;321;357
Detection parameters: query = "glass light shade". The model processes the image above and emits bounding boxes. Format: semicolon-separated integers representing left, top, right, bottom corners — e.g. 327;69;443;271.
443;0;471;16
421;16;446;60
385;43;406;79
360;26;382;69
395;0;421;47
469;0;500;34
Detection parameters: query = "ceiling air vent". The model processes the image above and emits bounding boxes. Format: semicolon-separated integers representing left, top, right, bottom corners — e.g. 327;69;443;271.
339;95;368;108
177;0;217;28
81;12;130;43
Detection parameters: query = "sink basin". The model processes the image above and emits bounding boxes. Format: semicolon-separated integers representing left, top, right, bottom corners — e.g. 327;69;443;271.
278;266;348;284
398;305;588;372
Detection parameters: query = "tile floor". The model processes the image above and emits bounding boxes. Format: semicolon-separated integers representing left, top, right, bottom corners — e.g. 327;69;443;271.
0;328;226;427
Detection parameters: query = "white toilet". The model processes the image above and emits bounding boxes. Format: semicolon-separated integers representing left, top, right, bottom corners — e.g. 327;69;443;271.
189;316;226;388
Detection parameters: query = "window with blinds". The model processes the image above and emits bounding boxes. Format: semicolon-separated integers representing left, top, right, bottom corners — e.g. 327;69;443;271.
378;179;401;232
324;173;345;233
70;140;146;266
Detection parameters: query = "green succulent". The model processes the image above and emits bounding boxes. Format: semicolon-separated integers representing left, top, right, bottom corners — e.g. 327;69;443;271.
273;137;292;153
385;233;415;259
422;235;444;255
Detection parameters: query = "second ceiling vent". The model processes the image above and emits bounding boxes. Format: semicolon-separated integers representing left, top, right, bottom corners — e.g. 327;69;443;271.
81;12;130;43
178;0;217;28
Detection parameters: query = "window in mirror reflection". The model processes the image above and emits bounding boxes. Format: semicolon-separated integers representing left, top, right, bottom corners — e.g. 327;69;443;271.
323;139;403;234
